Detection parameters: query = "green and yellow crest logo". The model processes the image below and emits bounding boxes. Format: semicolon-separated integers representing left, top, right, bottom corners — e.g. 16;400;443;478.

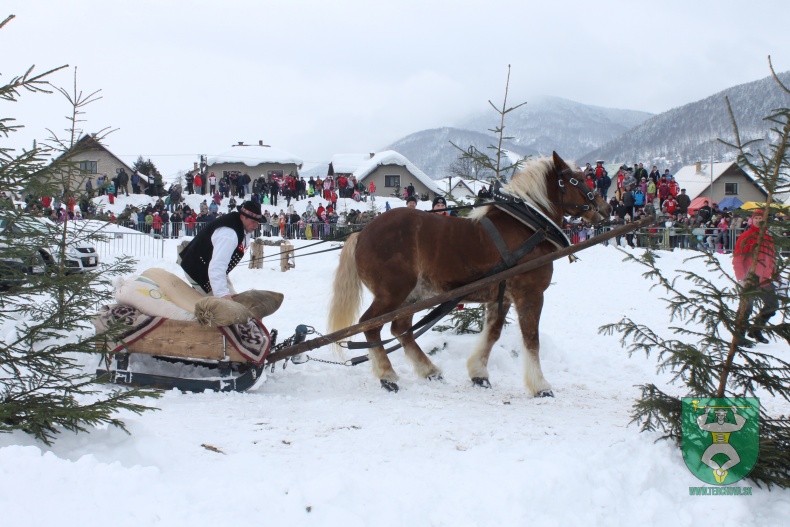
682;398;759;485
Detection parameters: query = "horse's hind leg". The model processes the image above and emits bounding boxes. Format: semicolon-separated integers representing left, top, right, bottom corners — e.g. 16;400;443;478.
513;293;553;398
467;301;511;389
360;301;401;392
391;315;442;381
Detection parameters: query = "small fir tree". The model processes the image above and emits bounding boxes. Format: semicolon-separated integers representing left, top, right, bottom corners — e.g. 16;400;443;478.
132;155;158;176
449;65;526;185
433;65;524;335
0;15;158;445
600;59;790;489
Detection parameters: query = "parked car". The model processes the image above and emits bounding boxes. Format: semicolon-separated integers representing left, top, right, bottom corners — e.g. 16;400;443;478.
0;247;48;291
0;216;100;279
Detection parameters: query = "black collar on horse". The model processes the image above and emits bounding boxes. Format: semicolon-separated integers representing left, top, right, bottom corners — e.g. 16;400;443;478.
327;152;610;394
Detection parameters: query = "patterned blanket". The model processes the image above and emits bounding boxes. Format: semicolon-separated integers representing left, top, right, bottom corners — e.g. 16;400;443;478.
95;304;271;365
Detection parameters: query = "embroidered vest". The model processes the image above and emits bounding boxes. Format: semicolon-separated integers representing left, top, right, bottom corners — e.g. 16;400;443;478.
179;212;246;294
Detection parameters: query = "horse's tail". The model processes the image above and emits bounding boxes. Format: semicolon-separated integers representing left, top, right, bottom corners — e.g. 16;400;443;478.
327;233;363;350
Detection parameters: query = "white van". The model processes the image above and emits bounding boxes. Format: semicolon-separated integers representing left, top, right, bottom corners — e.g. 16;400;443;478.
0;215;100;277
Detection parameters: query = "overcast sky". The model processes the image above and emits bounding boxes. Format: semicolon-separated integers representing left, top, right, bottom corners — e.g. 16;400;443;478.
4;0;790;178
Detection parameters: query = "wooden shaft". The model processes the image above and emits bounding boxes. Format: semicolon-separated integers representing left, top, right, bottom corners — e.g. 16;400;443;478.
266;215;654;363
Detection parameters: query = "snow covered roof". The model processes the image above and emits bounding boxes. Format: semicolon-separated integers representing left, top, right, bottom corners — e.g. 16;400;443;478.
299;162;329;179
353;150;442;194
330;154;372;174
673;161;737;200
436;177;480;197
207;144;303;168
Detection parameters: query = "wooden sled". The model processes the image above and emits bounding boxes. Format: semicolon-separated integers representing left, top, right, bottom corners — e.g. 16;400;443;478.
96;319;273;393
96;319;312;393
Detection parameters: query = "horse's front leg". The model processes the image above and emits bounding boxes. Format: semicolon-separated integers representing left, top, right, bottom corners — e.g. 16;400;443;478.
466;301;511;389
513;293;553;398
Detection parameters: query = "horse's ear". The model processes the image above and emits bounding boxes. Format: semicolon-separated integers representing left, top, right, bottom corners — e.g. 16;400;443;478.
552;151;569;171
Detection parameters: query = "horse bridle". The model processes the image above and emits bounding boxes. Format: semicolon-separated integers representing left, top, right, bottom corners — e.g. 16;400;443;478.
556;168;601;215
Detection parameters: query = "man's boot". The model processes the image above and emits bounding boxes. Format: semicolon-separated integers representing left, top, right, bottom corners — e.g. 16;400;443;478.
747;329;769;344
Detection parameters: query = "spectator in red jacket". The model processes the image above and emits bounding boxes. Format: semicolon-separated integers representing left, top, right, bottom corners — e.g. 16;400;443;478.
732;208;777;343
194;173;203;195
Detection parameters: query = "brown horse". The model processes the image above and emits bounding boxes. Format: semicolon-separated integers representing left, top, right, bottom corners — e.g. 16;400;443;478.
328;152;609;395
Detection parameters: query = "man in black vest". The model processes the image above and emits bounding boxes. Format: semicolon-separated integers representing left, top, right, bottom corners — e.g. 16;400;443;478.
179;201;262;298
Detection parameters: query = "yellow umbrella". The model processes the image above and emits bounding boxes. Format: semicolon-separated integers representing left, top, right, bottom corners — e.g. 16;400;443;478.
740;201;789;210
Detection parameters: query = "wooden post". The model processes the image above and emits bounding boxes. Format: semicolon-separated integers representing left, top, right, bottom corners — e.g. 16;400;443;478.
249;239;264;269
279;241;295;272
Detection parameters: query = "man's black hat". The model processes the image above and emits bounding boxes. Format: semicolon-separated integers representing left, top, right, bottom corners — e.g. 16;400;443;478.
239;201;263;221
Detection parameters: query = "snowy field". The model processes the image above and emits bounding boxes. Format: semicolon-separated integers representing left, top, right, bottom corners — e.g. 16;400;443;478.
1;192;789;527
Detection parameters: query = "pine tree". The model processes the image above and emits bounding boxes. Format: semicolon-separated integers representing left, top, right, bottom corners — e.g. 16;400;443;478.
433;65;524;334
449;65;526;185
434;304;511;335
132;156;157;176
600;59;790;489
0;15;158;445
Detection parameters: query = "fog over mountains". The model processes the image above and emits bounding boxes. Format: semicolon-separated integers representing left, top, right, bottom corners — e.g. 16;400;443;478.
385;72;790;179
584;71;790;173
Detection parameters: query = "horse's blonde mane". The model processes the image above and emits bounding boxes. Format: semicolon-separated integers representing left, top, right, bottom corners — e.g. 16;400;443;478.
467;156;560;221
505;157;556;214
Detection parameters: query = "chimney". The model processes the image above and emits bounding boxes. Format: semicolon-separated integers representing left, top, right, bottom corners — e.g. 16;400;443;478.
369;152;375;159
193;162;198;170
237;141;244;146
695;161;702;173
259;140;264;146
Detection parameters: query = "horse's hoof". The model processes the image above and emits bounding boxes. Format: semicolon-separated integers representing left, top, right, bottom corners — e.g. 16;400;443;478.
471;377;491;389
427;373;444;382
380;379;399;393
536;389;554;398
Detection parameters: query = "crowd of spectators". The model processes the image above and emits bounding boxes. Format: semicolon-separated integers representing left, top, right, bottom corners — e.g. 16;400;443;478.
564;161;789;252
6;159;788;252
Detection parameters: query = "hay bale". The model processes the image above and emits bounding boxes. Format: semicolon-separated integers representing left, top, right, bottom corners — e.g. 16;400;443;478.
232;290;284;318
194;297;256;327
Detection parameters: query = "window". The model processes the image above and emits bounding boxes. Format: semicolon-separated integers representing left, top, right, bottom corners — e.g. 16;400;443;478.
79;161;98;174
724;183;739;195
385;175;400;188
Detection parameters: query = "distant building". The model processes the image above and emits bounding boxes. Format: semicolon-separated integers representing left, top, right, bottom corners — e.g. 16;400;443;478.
205;141;303;189
436;177;478;198
340;151;442;200
46;134;136;194
673;161;767;203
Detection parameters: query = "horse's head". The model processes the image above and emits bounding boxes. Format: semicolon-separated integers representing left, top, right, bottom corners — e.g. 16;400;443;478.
551;152;610;224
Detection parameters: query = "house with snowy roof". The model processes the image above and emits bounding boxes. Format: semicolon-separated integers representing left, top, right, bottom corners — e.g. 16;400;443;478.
345;150;442;200
328;154;372;177
206;141;303;185
436;177;480;199
49;134;138;193
673;160;766;208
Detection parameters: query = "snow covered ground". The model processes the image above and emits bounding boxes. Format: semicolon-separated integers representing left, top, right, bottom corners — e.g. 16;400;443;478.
1;192;789;526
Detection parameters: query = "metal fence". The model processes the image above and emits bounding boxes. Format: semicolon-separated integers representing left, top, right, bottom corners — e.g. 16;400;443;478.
564;225;747;253
92;221;787;259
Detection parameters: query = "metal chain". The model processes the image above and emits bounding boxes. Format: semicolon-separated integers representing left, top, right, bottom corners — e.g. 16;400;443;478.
270;326;354;370
301;355;353;367
296;327;353;366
